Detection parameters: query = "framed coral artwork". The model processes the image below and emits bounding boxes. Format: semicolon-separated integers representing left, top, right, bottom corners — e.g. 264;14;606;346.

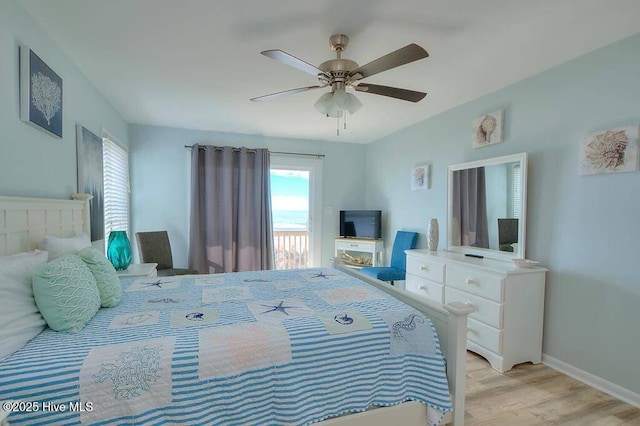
20;46;63;138
473;110;503;148
411;164;430;190
580;125;639;175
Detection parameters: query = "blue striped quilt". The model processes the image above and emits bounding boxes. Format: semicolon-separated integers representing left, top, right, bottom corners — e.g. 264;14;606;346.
0;268;451;425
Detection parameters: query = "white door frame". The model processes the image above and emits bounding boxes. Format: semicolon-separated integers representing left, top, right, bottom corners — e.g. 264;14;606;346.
270;155;323;267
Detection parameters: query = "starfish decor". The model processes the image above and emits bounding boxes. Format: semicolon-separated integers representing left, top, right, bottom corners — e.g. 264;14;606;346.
260;300;298;316
144;279;165;288
310;271;333;279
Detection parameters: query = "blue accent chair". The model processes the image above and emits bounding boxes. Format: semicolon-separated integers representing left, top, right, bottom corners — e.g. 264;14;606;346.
360;231;418;284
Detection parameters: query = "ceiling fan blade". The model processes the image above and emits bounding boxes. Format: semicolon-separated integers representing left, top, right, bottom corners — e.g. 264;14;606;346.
349;44;429;80
250;85;324;102
354;83;427;103
261;50;330;78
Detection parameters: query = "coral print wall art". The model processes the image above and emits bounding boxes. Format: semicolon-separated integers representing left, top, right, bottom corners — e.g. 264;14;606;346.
580;125;639;176
473;110;503;148
20;46;63;138
411;164;430;190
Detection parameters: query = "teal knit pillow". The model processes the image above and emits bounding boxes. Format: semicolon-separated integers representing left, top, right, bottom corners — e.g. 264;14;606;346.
32;254;101;332
78;247;122;307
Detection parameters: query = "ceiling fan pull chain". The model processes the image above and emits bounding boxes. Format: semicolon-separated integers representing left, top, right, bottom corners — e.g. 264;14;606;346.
344;111;347;130
336;115;340;136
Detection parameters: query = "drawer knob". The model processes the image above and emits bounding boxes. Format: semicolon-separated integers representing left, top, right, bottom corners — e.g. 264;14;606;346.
467;327;475;334
465;302;475;309
465;278;477;285
419;285;427;291
420;265;428;271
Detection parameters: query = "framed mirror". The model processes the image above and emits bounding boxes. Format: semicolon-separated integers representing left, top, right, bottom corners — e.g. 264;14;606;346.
447;152;528;260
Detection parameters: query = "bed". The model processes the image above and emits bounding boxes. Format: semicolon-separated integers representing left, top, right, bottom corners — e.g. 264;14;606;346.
0;195;472;425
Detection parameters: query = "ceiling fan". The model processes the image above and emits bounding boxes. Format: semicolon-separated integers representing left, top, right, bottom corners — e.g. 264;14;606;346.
250;34;429;131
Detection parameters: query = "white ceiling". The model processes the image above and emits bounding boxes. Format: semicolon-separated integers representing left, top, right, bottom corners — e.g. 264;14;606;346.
19;0;640;144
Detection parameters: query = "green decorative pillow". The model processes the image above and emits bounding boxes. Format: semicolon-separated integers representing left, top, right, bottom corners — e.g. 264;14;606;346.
78;247;122;308
32;254;101;332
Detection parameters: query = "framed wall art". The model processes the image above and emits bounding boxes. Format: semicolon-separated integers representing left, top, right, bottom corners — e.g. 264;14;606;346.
76;124;104;241
580;125;639;176
20;46;63;138
472;109;503;148
411;164;431;190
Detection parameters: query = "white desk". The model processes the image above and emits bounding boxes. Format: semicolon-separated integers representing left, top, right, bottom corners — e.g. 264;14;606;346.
116;263;158;278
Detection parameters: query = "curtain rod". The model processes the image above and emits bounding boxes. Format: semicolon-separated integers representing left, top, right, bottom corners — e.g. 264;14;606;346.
184;145;325;159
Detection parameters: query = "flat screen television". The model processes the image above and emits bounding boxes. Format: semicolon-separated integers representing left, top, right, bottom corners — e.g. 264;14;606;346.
339;210;382;239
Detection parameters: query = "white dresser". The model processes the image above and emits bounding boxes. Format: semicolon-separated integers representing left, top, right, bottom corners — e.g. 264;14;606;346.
405;249;547;372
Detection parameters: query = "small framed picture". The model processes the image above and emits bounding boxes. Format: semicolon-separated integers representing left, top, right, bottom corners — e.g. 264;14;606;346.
411;164;430;190
20;45;63;138
579;125;639;175
473;110;503;148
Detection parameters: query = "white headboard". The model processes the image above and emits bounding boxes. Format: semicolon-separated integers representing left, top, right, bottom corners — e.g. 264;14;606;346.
0;194;91;256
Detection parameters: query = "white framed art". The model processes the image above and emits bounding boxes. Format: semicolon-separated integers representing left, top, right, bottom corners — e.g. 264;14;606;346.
411;164;430;190
473;109;503;148
580;125;639;176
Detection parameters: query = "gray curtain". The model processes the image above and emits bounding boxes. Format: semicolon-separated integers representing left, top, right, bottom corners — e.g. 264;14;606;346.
189;145;274;273
451;166;489;248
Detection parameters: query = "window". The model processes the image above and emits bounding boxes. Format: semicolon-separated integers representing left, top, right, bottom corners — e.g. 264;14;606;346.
102;134;130;238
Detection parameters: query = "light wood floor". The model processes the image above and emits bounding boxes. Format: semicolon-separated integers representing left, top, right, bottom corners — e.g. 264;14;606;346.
464;351;640;425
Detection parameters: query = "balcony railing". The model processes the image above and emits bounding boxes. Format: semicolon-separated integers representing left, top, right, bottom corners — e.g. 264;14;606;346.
273;230;309;270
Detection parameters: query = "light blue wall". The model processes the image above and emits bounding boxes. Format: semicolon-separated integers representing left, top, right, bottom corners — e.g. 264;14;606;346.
129;124;366;268
365;33;640;394
0;0;128;198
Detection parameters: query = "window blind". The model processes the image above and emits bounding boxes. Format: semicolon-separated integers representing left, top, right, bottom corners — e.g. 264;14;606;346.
512;164;522;218
103;136;130;237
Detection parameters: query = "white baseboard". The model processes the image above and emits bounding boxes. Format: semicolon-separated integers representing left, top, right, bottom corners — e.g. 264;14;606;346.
542;353;640;409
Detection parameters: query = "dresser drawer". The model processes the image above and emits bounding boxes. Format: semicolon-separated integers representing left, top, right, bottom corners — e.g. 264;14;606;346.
446;264;504;302
406;275;444;304
406;255;445;284
445;287;503;329
335;240;374;251
467;317;502;354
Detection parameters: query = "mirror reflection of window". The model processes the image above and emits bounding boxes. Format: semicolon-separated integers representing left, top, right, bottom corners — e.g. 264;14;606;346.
511;164;522;218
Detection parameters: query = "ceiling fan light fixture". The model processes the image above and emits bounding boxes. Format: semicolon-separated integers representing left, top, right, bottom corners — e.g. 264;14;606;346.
346;93;362;114
314;89;359;118
333;88;348;110
314;92;343;118
314;92;334;115
256;34;429;134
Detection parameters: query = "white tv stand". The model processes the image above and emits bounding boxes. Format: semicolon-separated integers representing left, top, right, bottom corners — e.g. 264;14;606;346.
334;238;384;269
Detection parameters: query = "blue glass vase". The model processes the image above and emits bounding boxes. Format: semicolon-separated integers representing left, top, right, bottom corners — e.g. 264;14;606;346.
107;231;132;271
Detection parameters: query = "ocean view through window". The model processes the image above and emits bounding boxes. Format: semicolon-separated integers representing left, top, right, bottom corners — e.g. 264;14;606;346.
270;169;310;269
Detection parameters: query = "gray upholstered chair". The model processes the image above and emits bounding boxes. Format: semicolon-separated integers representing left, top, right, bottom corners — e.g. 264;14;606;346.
135;231;198;276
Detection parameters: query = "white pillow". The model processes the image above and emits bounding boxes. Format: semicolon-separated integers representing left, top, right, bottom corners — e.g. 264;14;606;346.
0;250;48;361
41;234;91;261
